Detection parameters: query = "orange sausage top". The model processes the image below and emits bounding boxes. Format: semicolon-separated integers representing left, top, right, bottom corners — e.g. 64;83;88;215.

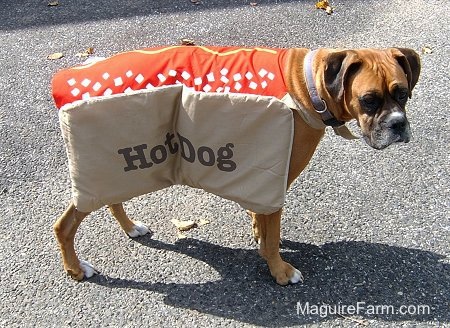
52;46;290;109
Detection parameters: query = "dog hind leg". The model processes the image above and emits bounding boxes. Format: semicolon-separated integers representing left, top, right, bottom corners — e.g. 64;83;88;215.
53;202;96;280
246;210;261;243
255;210;304;285
108;203;149;238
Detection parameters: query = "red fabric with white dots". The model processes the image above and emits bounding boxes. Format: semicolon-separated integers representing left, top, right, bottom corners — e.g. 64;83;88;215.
52;46;290;109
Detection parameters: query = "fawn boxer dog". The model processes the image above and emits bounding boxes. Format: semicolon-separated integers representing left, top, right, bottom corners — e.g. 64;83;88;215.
52;46;420;285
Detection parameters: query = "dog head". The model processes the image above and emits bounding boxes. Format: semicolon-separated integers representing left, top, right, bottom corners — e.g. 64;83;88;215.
320;48;421;150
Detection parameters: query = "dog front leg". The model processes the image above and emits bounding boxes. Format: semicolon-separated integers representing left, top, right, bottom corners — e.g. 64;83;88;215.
53;202;96;280
255;210;303;285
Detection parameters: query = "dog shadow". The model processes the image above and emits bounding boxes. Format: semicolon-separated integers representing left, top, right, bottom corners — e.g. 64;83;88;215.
88;235;449;326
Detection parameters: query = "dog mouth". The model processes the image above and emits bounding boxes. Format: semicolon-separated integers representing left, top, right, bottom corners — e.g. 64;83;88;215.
358;112;411;150
363;126;411;150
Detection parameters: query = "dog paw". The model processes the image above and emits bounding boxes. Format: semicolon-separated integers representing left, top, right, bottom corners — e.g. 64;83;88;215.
127;221;150;238
79;260;98;278
67;260;97;280
289;268;304;284
270;261;304;285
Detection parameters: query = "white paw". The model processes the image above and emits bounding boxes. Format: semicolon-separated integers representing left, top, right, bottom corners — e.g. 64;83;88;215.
127;221;150;238
289;268;304;284
79;260;97;278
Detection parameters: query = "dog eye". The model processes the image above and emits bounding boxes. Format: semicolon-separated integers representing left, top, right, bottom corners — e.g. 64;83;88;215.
360;95;382;113
396;89;409;104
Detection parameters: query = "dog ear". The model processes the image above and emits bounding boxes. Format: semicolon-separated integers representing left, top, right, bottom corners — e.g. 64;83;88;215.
390;48;421;98
324;50;362;101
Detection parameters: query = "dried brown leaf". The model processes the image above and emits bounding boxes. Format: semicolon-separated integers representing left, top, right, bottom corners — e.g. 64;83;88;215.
316;1;333;14
47;52;64;60
198;219;210;227
171;219;197;231
181;38;196;46
177;232;187;239
75;47;95;58
315;0;329;10
48;1;59;6
422;46;433;54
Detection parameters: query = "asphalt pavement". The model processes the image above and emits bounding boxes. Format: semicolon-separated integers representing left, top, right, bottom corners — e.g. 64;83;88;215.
0;0;449;327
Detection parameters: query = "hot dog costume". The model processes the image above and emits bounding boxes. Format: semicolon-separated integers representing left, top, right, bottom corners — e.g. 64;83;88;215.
53;46;291;108
53;46;295;214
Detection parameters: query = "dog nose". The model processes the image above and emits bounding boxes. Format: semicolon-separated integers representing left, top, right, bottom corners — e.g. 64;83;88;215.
384;112;407;134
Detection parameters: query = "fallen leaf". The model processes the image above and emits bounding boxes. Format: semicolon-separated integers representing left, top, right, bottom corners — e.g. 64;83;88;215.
250;2;258;6
48;1;59;6
171;219;197;231
422;46;433;54
316;0;333;14
75;47;95;58
181;38;196;46
198;219;210;227
177;232;187;239
315;0;329;9
47;52;64;60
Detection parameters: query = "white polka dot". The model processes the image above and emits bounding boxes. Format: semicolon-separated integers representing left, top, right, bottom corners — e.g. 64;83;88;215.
258;68;268;78
249;81;258;90
157;73;166;82
102;72;110;80
92;82;102;91
206;72;215;82
220;76;229;84
135;74;144;84
146;83;154;89
103;88;113;96
81;78;91;87
126;70;133;78
114;77;123;86
245;72;253;80
181;71;191;80
82;92;90;100
233;73;242;81
261;81;268;89
220;68;229;75
71;88;80;97
267;72;275;80
125;87;133;94
224;86;231;93
203;84;212;92
194;77;202;85
216;87;224;92
234;82;242;91
168;70;177;77
67;78;76;86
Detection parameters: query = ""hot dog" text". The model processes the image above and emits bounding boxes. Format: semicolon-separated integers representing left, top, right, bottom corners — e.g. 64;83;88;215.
117;132;237;172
